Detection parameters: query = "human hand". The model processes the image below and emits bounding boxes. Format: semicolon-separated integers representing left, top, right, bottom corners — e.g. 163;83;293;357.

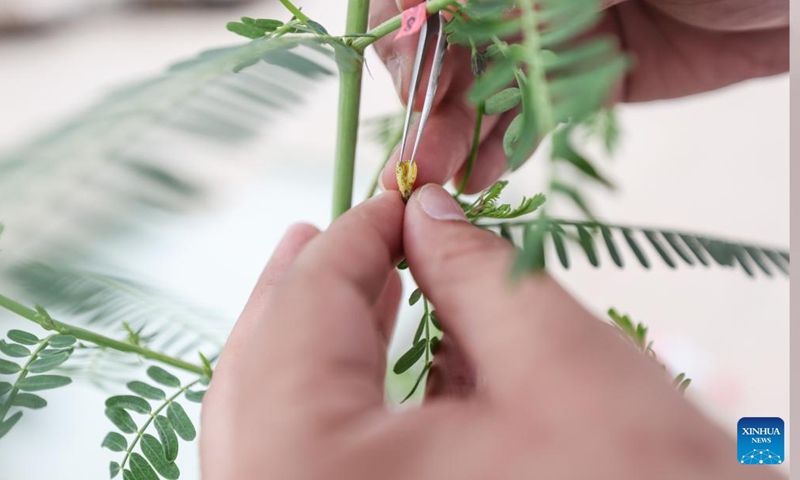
370;0;789;194
200;185;780;479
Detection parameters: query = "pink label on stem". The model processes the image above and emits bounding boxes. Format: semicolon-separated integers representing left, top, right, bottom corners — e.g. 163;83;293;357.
395;3;428;40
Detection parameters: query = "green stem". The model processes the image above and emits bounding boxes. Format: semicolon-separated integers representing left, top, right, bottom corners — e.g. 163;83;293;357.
119;379;201;471
517;0;554;134
422;298;431;363
0;293;205;376
351;0;458;51
331;0;371;219
278;0;309;23
0;335;52;422
457;103;484;196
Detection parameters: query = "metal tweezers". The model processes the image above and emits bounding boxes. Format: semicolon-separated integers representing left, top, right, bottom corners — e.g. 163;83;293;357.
396;11;448;200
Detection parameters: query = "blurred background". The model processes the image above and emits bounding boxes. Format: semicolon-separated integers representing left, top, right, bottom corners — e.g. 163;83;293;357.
0;0;789;478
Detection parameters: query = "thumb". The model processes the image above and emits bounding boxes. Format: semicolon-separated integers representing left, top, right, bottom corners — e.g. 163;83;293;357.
403;184;603;397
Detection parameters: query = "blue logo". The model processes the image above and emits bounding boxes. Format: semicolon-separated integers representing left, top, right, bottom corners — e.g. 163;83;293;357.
738;417;784;465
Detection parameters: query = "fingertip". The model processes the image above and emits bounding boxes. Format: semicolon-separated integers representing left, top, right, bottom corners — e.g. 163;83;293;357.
284;222;321;242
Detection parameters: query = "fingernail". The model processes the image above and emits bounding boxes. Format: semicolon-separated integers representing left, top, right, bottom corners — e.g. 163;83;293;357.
395;0;404;10
415;184;468;222
387;53;407;96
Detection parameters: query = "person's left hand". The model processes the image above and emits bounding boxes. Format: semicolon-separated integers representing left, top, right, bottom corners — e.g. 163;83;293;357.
200;191;406;479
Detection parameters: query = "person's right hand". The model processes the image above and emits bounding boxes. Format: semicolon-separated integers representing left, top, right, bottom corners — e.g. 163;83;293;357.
403;184;783;479
370;0;789;194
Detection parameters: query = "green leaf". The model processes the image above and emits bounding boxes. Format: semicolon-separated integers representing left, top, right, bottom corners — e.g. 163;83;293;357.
122;470;134;480
732;246;755;278
502;113;524;158
155;415;179;462
0;340;30;358
551;127;614;189
576;225;599;267
429;337;441;354
408;288;422;306
643;231;676;269
551;182;595;220
147;366;181;388
167;402;196;441
518;221;547;272
673;372;685;386
17;374;71;391
141;433;180;480
105;407;137;434
28;351;71;373
762;249;789;274
412;314;426;345
550;224;570;269
744;246;773;277
38;347;72;357
12;393;47;409
397;259;409;270
0;358;21;375
469;57;517;104
110;461;121;479
677;378;692;392
126;381;166;401
105;395;151;414
226;21;268;40
600;225;623;267
307;19;329;36
101;432;128;452
400;362;432;403
7;330;39;346
540;10;601;48
0;382;12;396
129;452;159;480
393;340;427;375
485;88;521;115
48;335;76;348
621;229;650;268
185;389;206;403
241;17;283;31
430;310;442;331
662;233;694;266
678;234;710;266
0;411;23;440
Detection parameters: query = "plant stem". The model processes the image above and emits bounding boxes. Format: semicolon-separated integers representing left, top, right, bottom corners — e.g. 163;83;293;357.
351;0;458;51
457;103;484;196
517;0;553;133
423;298;431;363
0;293;205;376
331;0;371;219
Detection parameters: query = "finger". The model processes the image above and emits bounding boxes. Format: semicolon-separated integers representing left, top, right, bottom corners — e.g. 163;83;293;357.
252;191;406;407
424;334;476;400
370;0;455;108
404;184;607;395
374;269;403;345
214;223;320;378
452;109;521;194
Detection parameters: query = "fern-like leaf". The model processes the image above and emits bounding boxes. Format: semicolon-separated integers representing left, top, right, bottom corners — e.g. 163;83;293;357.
0;330;75;441
0;35;335;262
103;365;207;479
479;218;789;278
9;263;223;385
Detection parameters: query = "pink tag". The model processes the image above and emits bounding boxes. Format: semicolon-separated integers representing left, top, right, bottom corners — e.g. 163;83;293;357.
395;3;428;40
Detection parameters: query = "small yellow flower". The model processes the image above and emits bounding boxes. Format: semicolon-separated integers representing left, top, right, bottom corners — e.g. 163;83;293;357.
396;159;417;201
